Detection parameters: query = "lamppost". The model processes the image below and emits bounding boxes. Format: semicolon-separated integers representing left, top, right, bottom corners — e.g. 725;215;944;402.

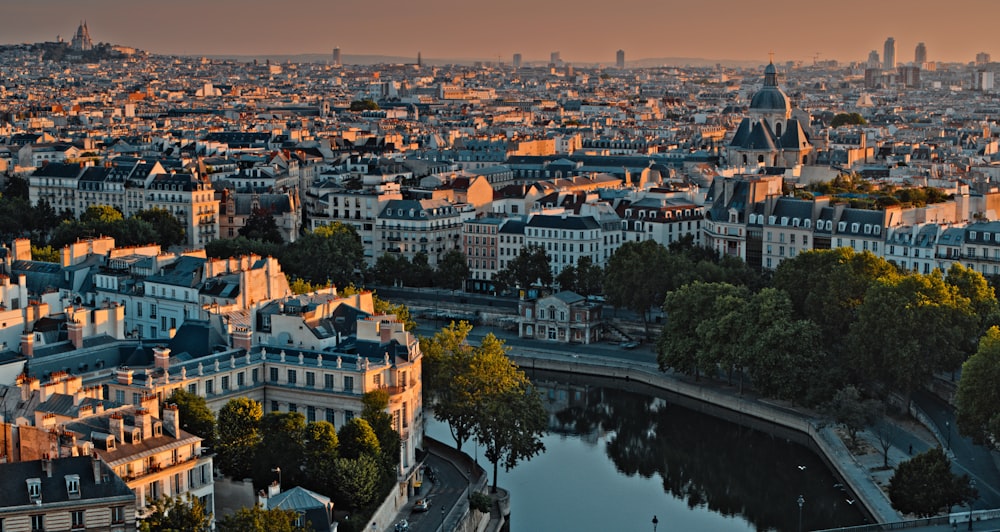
272;466;281;488
652;515;658;532
797;494;805;532
946;421;952;450
968;479;976;531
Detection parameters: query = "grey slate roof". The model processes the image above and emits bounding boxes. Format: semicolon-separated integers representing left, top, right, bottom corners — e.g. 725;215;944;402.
0;456;133;509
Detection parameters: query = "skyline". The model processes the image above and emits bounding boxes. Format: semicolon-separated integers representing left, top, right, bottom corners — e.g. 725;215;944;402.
2;1;999;65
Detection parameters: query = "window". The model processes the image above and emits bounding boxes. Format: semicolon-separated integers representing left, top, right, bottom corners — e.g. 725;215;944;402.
325;374;335;389
111;506;125;524
188;383;197;394
326;409;335;424
345;410;355;422
271;401;279;412
150;304;157;318
306;372;315;387
66;474;80;496
31;514;43;532
252;368;259;383
71;510;84;529
307;406;316;422
270;368;278;382
237;372;245;387
287;370;297;384
205;380;214;394
289;403;297;413
344;376;354;392
221;376;230;391
116;389;126;403
27;479;41;499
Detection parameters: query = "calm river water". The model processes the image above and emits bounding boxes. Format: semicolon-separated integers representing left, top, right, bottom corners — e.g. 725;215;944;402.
427;371;868;532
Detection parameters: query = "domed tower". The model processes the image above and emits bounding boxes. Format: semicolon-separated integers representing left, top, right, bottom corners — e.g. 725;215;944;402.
748;61;792;137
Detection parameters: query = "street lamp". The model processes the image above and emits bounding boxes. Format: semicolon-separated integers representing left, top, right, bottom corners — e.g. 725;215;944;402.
946;421;952;450
272;466;281;487
968;479;976;531
652;515;658;532
797;494;805;532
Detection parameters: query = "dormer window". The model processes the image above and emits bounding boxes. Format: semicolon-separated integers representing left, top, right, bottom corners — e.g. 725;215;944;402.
66;474;81;498
768;215;776;224
154;423;162;437
781;217;788;226
27;478;41;500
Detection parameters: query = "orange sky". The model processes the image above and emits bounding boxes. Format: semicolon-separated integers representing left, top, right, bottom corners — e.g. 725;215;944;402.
3;0;996;64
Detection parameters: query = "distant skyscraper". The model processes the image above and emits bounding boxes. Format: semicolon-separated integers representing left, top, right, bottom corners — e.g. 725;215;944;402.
976;52;992;66
883;37;896;70
616;49;625;69
914;42;926;65
550;51;561;65
332;47;341;67
417;51;422;68
512;53;522;69
867;50;880;68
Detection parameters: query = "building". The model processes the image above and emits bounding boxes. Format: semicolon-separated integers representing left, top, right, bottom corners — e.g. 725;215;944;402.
332;47;341;67
883;37;896;70
463;217;503;293
976;52;991;66
518;291;602;344
616;49;625;69
867;50;880;68
375;199;466;267
0;455;136;532
549;51;561;66
524;213;602;277
70;21;93;52
512;53;522;69
914;42;927;65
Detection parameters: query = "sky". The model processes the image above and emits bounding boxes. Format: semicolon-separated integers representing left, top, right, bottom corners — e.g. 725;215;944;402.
3;0;997;65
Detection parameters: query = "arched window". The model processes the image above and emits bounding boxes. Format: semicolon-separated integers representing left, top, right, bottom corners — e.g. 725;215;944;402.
775;122;783;137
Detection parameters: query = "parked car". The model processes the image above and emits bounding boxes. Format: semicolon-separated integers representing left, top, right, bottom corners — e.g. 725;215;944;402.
395;519;409;531
413;498;431;512
620;341;639;349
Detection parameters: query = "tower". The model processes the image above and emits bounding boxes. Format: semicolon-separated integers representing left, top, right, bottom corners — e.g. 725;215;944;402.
867;50;880;68
417;51;422;68
550;51;561;66
883;37;896;70
914;42;927;65
70;20;93;52
332;47;341;67
616;49;625;69
513;53;522;69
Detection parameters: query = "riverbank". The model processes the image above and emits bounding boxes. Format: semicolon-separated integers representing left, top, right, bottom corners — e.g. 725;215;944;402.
508;349;900;524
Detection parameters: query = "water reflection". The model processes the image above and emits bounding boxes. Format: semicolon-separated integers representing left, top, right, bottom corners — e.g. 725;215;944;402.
536;374;868;532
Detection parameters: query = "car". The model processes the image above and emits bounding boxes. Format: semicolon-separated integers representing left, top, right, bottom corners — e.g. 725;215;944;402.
394;519;409;531
413;498;431;512
620;341;639;350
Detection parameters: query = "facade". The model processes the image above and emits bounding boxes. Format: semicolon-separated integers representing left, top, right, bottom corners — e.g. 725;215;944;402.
616;50;625;69
308;183;403;265
518;291;602;344
883;37;896;70
463;217;503;293
0;456;135;532
524;214;602;277
376;199;466;267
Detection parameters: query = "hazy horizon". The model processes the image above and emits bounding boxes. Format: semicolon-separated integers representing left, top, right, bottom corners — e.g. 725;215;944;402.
3;0;997;65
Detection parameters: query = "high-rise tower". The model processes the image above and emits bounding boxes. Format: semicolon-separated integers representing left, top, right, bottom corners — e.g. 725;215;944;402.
332;47;341;67
512;53;522;69
883;37;896;70
914;42;927;65
616;49;625;69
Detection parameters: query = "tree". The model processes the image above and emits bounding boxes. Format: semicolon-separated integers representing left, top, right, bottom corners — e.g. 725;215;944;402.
574;256;604;296
338;418;380;460
281;223;364;286
956;326;1000;447
421;321;479;451
4;175;29;199
255;412;307;488
217;505;310;532
216;397;262;480
493;245;552;294
888;447;976;517
31;245;60;263
349;99;379;111
434;249;469;290
477;380;547;493
135;208;187;248
555;263;578;293
330;454;381;511
658;282;748;378
302;421;339;494
81;204;123;224
604;240;672;331
239;207;284;244
831;112;868;128
371;253;408;286
822;385;880;446
404;252;434;288
205;236;283;260
945;263;1000;336
361;389;401;483
166;388;216;447
468;492;491;515
139;494;212;532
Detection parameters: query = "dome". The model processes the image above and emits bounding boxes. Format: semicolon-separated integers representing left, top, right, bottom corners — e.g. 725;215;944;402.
749;87;790;111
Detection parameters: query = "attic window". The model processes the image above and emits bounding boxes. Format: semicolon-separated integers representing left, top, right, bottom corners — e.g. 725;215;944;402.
851;223;860;233
792;218;800;227
27;478;41;500
66;474;81;498
781;217;788;226
768;216;776;224
838;221;847;232
874;226;881;235
970;231;977;240
748;214;757;224
864;224;872;235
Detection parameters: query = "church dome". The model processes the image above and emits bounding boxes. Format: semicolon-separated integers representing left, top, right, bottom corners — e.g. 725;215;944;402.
749;62;790;113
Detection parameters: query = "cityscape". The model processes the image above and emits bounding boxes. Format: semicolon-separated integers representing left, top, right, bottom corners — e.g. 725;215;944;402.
0;9;1000;532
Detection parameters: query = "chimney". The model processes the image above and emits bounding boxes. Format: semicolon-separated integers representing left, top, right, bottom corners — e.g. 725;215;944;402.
20;330;34;358
232;327;252;352
92;453;102;485
153;346;171;370
67;319;84;349
115;366;133;385
135;408;152;440
109;413;125;444
162;403;180;438
42;454;53;477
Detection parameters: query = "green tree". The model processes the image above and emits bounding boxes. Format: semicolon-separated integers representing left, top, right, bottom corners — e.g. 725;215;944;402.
205;236;283;260
658;282;748;378
434;249;469;290
821;385;881;446
361;389;401;484
135;208;187;248
371;253;409;286
555;263;578;292
31;245;60;263
81;204;123;224
945;263;1000;335
888;447;976;517
166;388;216;447
831;112;868;128
302;421;339;494
217;505;310;532
574;256;604;296
404;252;434;287
281;223;364;286
956;326;1000;447
338;417;380;459
493;245;552;293
216;397;262;480
349;99;379;111
255;412;307;488
421;321;478;451
476;379;547;493
604;240;673;331
330;454;381;511
239;207;284;244
4;175;29;199
139;494;212;532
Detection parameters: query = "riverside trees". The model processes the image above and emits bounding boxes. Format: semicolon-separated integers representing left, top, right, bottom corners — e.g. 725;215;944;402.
421;321;547;492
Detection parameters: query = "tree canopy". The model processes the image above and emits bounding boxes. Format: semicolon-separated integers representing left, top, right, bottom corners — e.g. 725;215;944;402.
166;388;215;447
956;326;1000;447
281;223;364;286
139;494;212;532
217;505;310;532
830;112;868;128
216;397;262;480
888;447;975;517
493;245;552;293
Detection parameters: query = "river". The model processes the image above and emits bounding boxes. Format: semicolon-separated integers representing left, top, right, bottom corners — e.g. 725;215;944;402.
427;371;868;532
